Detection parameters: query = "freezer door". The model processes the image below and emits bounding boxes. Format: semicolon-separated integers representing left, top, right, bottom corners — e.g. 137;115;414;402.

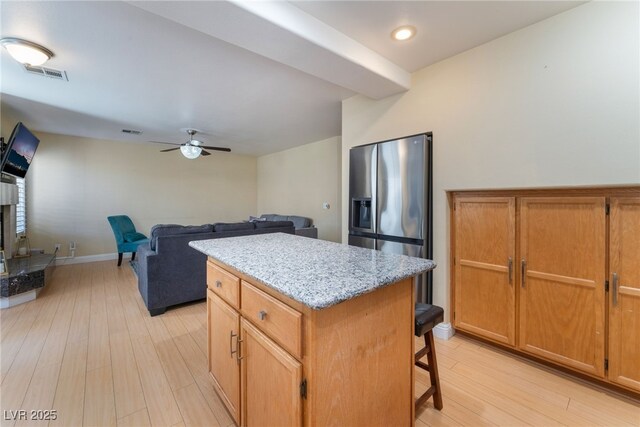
377;135;426;240
376;239;423;258
376;239;429;303
349;144;377;233
348;234;376;250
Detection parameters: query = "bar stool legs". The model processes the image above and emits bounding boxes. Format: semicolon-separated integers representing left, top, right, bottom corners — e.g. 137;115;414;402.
414;303;444;411
415;329;443;410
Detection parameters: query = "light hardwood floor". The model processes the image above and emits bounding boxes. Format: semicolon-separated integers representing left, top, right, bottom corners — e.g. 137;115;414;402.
1;261;639;427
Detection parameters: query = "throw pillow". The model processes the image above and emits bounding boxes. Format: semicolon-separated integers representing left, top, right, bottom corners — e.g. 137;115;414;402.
248;216;267;222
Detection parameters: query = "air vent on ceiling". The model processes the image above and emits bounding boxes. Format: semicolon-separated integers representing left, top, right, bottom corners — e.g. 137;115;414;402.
121;129;143;135
24;64;68;81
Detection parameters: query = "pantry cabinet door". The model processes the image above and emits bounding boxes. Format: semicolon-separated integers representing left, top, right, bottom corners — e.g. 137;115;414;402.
519;197;606;377
608;197;640;392
454;197;516;346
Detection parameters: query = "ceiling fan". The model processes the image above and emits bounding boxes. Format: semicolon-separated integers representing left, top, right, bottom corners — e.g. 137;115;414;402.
151;129;231;159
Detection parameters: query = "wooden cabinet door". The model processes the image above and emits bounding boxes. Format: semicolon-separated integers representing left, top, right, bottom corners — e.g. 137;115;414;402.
240;318;302;427
208;290;241;425
454;196;516;346
519;197;606;377
608;197;640;391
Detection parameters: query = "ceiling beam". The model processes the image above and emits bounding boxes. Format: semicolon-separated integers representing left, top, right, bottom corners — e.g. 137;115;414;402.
129;1;411;99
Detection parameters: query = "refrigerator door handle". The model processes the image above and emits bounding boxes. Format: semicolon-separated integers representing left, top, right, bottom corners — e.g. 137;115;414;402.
371;145;377;234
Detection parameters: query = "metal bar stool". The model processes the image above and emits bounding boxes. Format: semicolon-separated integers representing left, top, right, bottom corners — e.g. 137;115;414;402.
414;303;444;410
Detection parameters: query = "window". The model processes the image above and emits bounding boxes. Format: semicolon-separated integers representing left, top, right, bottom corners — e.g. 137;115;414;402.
16;177;25;234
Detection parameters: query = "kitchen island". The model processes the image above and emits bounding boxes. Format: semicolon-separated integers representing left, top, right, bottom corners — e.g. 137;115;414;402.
190;233;436;427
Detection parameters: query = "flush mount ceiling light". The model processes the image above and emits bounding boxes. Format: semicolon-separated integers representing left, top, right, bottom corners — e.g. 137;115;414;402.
0;37;54;66
391;26;417;41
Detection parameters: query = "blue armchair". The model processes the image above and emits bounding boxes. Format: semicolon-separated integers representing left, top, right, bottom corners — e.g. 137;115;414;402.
107;215;149;266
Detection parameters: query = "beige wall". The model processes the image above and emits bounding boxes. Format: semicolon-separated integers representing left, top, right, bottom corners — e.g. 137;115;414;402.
1;102;19;145
1;114;12;139
341;2;640;319
1;110;20;257
10;126;341;258
257;136;341;242
26;132;257;256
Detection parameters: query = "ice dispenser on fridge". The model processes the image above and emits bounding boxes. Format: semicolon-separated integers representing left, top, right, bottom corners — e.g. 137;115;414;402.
352;198;372;230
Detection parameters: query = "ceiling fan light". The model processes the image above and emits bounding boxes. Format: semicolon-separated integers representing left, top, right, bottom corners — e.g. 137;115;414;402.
180;145;202;159
0;37;53;66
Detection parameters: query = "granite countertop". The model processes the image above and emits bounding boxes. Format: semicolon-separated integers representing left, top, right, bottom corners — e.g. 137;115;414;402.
189;233;436;310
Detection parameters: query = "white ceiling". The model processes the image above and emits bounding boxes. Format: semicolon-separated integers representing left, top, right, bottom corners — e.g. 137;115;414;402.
293;1;587;73
0;1;584;156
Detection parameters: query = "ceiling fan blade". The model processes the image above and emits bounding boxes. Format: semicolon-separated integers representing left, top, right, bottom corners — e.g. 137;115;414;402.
199;145;231;152
200;150;211;156
160;147;181;152
149;140;182;146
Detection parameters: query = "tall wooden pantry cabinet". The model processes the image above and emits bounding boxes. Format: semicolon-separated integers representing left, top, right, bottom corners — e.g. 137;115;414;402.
453;197;516;346
608;197;640;391
451;187;640;395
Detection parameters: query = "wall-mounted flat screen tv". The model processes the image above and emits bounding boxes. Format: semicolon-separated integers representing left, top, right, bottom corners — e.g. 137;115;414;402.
1;122;40;178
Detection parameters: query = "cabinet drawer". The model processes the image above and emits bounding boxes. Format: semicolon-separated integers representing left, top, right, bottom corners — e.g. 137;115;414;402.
207;261;240;309
241;281;302;359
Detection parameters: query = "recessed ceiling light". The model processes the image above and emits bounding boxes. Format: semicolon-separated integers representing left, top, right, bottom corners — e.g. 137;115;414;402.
0;37;54;66
391;26;417;41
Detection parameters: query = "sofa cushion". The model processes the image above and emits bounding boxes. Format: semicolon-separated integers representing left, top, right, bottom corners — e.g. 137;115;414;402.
260;214;311;229
150;224;213;250
260;214;277;221
255;220;294;229
260;214;288;222
214;222;255;232
248;216;267;222
124;231;147;243
287;216;311;229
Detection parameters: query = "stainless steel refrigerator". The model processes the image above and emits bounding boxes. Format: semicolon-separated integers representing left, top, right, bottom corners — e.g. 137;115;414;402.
348;133;433;303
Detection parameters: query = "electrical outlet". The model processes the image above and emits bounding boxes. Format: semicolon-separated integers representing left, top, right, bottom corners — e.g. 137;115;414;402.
54;243;61;251
69;241;76;250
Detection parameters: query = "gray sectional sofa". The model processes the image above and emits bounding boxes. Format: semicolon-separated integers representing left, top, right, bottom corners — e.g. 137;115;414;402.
258;214;317;238
135;220;295;316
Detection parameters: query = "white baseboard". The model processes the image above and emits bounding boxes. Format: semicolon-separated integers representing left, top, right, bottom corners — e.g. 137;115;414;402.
55;252;125;266
433;322;455;341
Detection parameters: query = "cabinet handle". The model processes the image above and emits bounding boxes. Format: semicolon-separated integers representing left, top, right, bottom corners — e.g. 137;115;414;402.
215;280;222;288
508;257;513;284
236;337;244;363
612;273;619;307
258;310;267;321
521;259;526;288
230;331;238;358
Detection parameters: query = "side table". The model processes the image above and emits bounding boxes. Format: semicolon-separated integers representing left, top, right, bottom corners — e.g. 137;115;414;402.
0;253;56;308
